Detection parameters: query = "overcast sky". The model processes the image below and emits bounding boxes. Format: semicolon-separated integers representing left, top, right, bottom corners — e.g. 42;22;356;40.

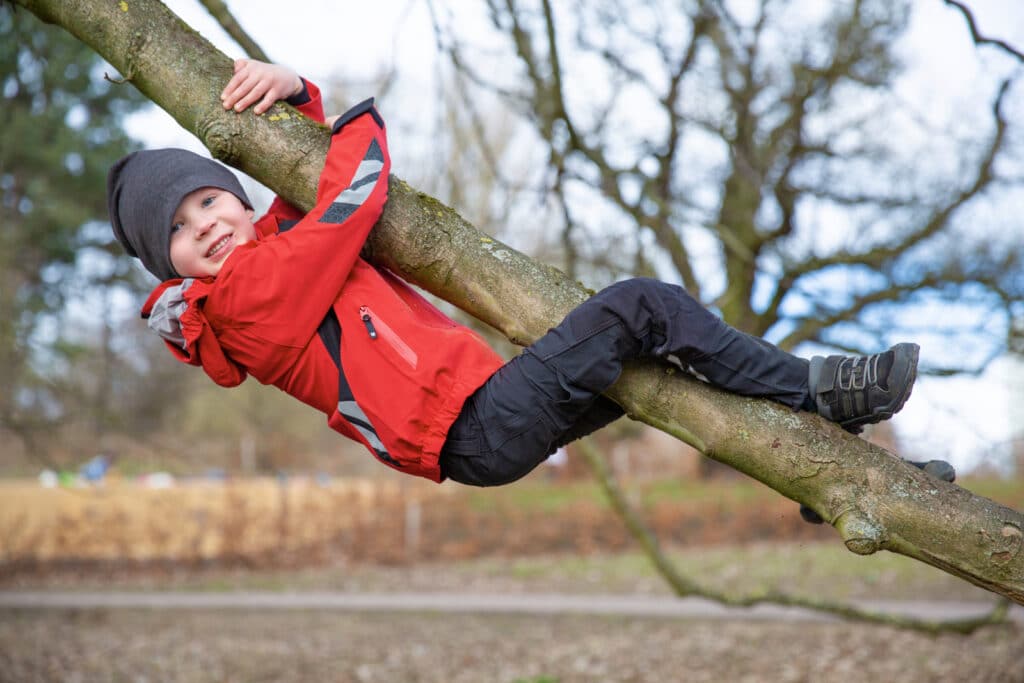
125;0;1024;472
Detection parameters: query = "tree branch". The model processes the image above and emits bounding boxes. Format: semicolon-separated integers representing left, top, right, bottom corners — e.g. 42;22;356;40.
196;0;270;62
944;0;1024;63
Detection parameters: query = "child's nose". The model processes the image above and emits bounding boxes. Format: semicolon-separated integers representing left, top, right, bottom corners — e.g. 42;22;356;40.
194;219;215;238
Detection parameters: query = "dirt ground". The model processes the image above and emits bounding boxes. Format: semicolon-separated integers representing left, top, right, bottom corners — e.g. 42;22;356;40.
1;607;1021;683
2;539;1021;682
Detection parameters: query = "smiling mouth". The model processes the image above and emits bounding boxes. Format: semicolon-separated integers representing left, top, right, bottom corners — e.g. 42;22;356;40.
206;235;231;259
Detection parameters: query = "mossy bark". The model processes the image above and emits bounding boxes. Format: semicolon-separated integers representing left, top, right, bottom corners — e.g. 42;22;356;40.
16;0;1023;604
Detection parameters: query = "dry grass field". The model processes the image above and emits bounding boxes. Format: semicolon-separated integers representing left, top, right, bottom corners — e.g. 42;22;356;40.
0;475;840;570
0;477;444;565
0;475;1020;573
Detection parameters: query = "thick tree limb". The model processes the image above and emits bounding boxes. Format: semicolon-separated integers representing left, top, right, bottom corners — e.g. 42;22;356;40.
15;0;1024;604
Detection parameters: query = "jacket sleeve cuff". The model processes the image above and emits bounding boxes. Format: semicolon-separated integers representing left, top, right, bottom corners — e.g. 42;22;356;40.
331;97;384;134
285;78;312;106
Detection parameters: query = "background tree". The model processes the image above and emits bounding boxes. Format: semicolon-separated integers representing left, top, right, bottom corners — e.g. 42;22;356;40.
0;6;150;463
430;0;1023;366
1;5;361;475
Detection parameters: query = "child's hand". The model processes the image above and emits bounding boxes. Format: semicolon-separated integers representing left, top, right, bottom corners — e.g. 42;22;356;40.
221;59;303;116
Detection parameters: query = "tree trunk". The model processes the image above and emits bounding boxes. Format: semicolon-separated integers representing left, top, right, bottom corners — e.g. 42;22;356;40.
15;0;1023;604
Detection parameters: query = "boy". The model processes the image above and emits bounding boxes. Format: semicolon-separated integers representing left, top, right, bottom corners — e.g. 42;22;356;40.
107;60;952;523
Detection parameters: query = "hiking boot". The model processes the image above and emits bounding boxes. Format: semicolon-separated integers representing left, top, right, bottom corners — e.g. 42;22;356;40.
798;458;955;524
808;343;919;434
916;459;956;483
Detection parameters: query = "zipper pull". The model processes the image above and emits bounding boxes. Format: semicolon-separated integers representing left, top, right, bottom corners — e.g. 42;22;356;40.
359;306;377;339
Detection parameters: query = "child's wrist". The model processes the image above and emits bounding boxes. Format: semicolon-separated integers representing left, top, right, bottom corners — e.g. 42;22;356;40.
285;76;310;106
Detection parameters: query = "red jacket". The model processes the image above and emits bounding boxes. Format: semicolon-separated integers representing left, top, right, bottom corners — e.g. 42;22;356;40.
141;81;504;482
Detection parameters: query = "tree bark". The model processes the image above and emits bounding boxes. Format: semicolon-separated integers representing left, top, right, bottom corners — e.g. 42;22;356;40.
15;0;1023;604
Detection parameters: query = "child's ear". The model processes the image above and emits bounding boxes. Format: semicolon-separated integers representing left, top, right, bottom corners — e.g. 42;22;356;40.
247;207;255;221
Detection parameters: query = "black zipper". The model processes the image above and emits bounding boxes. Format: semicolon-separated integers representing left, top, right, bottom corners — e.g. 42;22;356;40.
361;310;377;339
359;305;418;368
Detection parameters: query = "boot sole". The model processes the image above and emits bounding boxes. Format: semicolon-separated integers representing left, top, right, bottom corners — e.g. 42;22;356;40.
841;343;919;432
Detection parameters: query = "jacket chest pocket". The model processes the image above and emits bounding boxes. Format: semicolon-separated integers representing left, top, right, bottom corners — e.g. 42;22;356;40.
359;305;419;370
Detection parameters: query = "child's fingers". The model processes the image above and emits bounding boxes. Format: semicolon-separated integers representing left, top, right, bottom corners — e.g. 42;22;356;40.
231;83;270;113
222;61;274;109
221;70;255;108
222;84;252;111
220;60;293;114
221;83;244;109
252;91;280;115
222;61;253;98
224;72;266;111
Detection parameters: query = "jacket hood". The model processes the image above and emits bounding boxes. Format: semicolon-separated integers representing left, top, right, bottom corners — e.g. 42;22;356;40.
142;278;247;387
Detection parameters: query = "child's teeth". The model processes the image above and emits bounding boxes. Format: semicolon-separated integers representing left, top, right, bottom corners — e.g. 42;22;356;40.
208;236;229;257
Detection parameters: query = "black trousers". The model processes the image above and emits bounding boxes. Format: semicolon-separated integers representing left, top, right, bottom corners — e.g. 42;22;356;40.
439;278;812;486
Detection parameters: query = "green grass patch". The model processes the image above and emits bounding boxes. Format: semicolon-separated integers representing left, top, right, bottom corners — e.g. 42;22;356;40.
459;476;788;513
471;543;997;602
12;541;1000;603
463;480;609;513
958;477;1024;507
636;477;780;506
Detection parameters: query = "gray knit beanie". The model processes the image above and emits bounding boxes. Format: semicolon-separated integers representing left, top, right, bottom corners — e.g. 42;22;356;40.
107;148;252;281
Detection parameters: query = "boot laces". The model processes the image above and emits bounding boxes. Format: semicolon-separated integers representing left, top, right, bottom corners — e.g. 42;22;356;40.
837;354;879;392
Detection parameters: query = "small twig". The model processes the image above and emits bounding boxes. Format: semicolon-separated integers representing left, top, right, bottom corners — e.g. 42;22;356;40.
103;71;131;85
944;0;1024;63
197;0;270;62
576;437;1011;634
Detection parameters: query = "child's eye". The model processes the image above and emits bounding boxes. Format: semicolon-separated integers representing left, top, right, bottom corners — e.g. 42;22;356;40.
201;195;216;208
170;222;184;234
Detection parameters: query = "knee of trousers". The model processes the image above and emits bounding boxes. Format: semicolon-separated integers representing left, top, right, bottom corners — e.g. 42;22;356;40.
532;279;687;357
592;278;704;328
442;448;546;487
583;278;711;354
600;277;694;303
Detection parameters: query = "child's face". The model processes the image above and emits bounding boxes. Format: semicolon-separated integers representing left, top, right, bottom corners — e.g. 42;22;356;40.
169;187;257;278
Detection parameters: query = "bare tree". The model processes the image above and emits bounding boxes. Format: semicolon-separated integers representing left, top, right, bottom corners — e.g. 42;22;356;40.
430;0;1023;366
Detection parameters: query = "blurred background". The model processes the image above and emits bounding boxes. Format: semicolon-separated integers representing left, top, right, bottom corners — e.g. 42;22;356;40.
2;0;1022;480
2;1;1023;680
